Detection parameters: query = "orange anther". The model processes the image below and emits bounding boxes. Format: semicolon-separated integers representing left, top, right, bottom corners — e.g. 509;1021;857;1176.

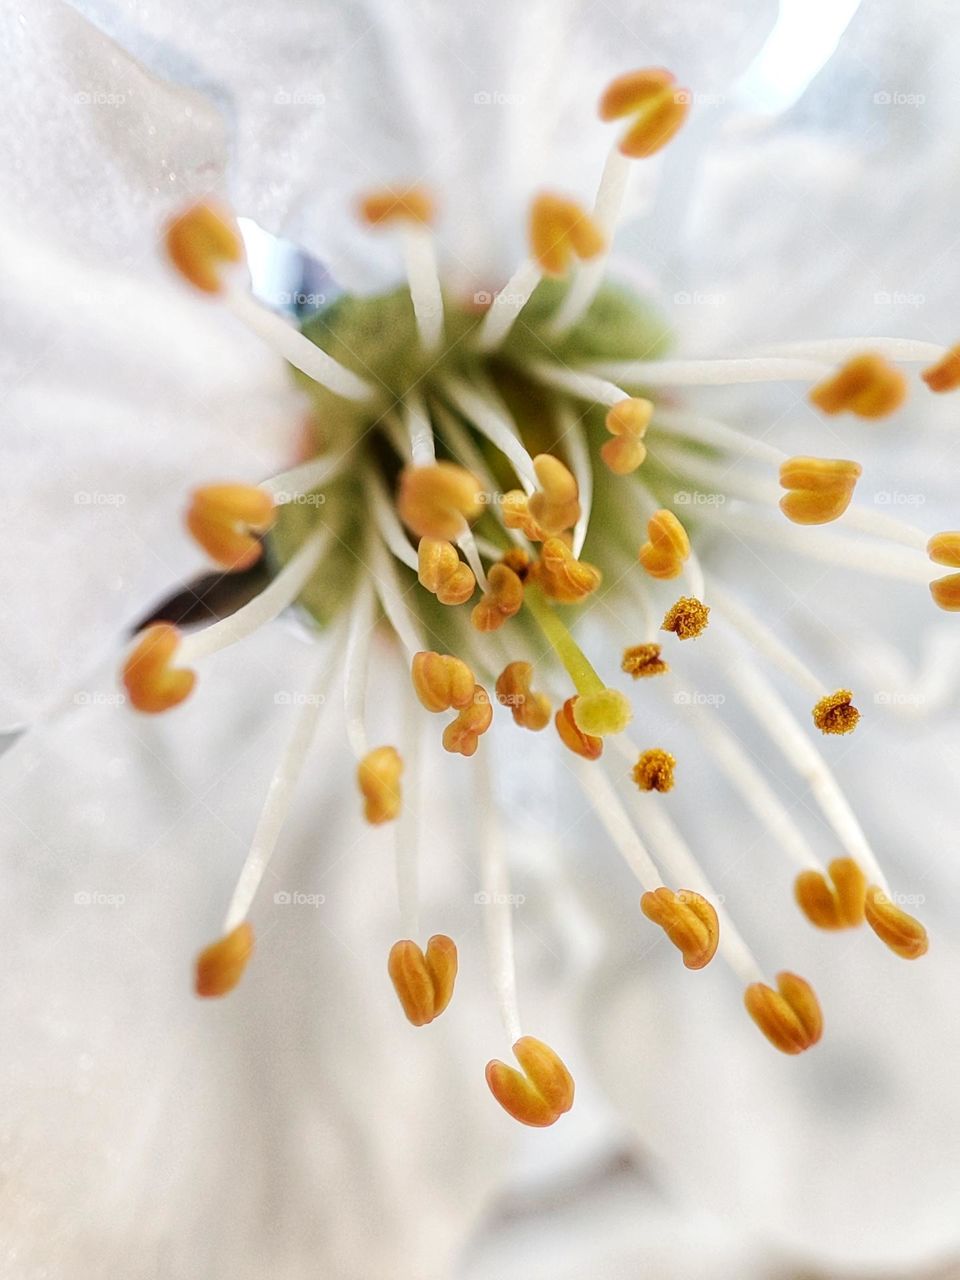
928;532;960;612
533;538;602;603
795;857;867;930
809;354;908;419
599;67;690;158
122;623;195;714
527;454;581;536
779;456;862;526
632;748;676;793
864;886;928;959
195;922;254;998
485;1036;575;1127
495;661;551;731
397;463;483;541
359;186;435;227
744;972;823;1055
472;563;524;632
411;651;476;713
641;887;719;970
501;489;546;541
418;538;476;606
388;935;458;1026
529;194;605;277
922;344;960;393
555;696;603;760
812;688;860;735
638;509;690;580
442;685;493;757
186;483;275;572
621;643;669;678
601;398;653;475
164;202;244;294
357;746;403;825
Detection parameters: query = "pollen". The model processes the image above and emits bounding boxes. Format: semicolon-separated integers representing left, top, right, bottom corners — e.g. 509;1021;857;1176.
927;532;960;612
632;748;676;793
621;643;669;678
411;651;476;713
418;537;477;606
529;193;605;277
573;687;632;737
472;562;524;632
779;456;862;526
812;688;860;735
164;202;244;295
864;886;929;960
641;887;719;969
186;483;276;572
485;1035;575;1127
599;67;691;159
358;185;435;227
795;857;867;930
195;922;254;998
357;746;403;825
122;623;195;715
495;661;551;731
532;538;602;603
638;509;690;580
809;354;908;419
527;454;581;535
921;343;960;393
744;971;823;1055
601;397;652;475
388;934;458;1026
662;596;710;640
397;462;484;541
555;696;603;760
442;685;493;757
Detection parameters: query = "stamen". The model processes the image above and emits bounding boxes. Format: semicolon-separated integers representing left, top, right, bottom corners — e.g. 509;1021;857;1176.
864;887;929;959
662;596;710;640
558;407;594;557
640;887;719;970
403;388;436;466
584;355;832;387
795;858;867;930
367;466;420;572
811;689;861;736
195;923;255;998
495;661;551;730
477;753;523;1044
442;684;493;757
441;376;539;493
599;67;691;158
780;456;862;526
164;202;243;295
555;696;603;759
928;532;960;611
368;536;424;657
411;651;476;712
650;406;784;465
122;622;195;714
574;757;661;890
621;643;669;678
263;451;349;502
485;1036;575;1128
360;186;444;354
922;343;960;393
638;509;690;580
387;934;458;1026
358;747;404;824
532;537;602;604
632;748;676;793
527;455;581;536
456;528;490;591
397;461;484;541
472;562;524;631
602;398;653;475
809;354;907;418
418;537;477;606
186;483;275;572
744;972;823;1055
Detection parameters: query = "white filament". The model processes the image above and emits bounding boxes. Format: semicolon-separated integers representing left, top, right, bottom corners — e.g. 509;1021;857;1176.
585;355;831;387
477;754;523;1044
574;758;663;892
529;359;625;408
559;404;593;558
366;466;419;572
442;375;539;493
394;705;422;939
404;386;436;465
474;258;544;352
264;451;350;501
708;584;825;699
367;535;422;658
652;406;786;466
747;338;945;364
402;224;444;355
343;578;377;759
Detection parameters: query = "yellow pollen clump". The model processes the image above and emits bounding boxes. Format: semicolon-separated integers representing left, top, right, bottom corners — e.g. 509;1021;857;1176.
632;748;676;793
532;538;602;603
795;857;867;930
638;509;690;580
358;185;435;227
388;935;458;1026
472;563;524;632
779;456;862;526
529;193;605;277
599;66;691;158
485;1036;575;1127
662;596;710;640
573;687;632;737
601;397;652;475
809;354;908;419
495;661;551;731
641;887;719;969
927;532;960;611
744;972;823;1055
186;483;275;572
555;696;603;760
195;922;255;998
621;643;669;678
164;202;244;294
357;746;403;825
864;886;929;960
411;651;476;713
527;454;581;536
417;537;476;606
397;462;483;541
812;688;860;735
442;685;493;757
122;623;195;715
922;343;960;393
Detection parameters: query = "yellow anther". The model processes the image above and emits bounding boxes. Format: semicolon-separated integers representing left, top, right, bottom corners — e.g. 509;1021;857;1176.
529;193;605;277
195;923;254;998
164;202;244;295
358;185;435;227
501;547;533;580
485;1036;575;1127
357;746;403;825
411;651;476;713
662;596;710;640
922;343;960;393
417;537;477;606
186;483;276;572
779;456;862;526
640;887;719;970
632;748;676;793
533;538;602;603
812;688;860;735
795;857;866;930
621;643;669;678
388;935;458;1026
601;398;653;475
555;695;604;760
864;886;929;960
471;563;524;632
442;685;493;757
927;532;960;612
501;489;546;541
598;66;691;158
572;687;632;737
397;462;483;541
122;623;195;715
744;972;823;1055
527;454;581;536
495;661;551;731
638;509;690;580
809;354;908;419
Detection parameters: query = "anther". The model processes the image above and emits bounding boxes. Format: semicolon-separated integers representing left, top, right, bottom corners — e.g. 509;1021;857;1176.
640;887;719;969
195;923;254;998
621;643;669;678
397;462;483;541
632;748;676;793
928;532;960;611
358;186;435;227
744;971;823;1054
411;651;476;713
601;397;652;475
809;354;908;418
186;484;275;572
357;746;403;825
495;662;551;731
599;67;691;158
529;194;605;277
662;596;710;640
527;454;581;535
533;538;602;603
502;490;546;541
638;509;690;580
485;1036;575;1127
442;685;493;757
921;344;960;393
555;696;603;760
501;547;533;580
164;202;244;294
572;688;632;737
388;935;458;1026
779;456;862;526
812;689;860;735
418;537;477;606
795;857;867;929
122;623;195;714
864;886;928;959
472;563;524;632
